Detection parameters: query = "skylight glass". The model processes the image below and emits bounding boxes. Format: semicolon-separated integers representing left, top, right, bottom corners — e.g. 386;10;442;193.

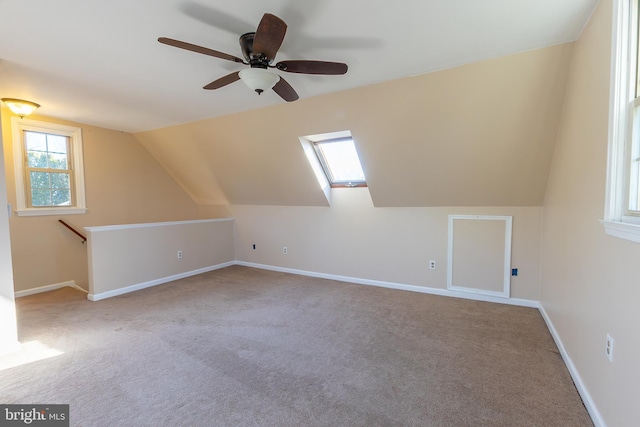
314;137;366;187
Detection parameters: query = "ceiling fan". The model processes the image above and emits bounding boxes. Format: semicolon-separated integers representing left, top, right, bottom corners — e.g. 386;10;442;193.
158;13;348;102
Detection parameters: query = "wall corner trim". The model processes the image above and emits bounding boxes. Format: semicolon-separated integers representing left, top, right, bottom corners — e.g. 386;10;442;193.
14;280;87;298
538;304;607;427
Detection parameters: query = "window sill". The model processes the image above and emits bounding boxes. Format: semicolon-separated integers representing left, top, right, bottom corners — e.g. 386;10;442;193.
600;219;640;243
16;207;87;217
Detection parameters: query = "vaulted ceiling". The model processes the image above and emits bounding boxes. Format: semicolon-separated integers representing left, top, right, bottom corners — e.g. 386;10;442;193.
1;0;596;132
0;1;597;208
134;43;575;207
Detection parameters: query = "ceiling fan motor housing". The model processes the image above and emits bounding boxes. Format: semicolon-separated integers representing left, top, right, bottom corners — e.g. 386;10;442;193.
159;13;344;102
240;32;269;68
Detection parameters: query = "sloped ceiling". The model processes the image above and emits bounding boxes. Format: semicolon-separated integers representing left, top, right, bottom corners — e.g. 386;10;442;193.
1;1;591;208
0;0;596;132
134;43;575;207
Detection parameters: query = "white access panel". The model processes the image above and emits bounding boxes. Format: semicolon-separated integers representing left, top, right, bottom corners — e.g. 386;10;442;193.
447;215;512;298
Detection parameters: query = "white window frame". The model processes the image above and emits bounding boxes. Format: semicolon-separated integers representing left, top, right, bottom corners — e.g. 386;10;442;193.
11;117;87;216
312;137;367;188
603;0;640;242
302;130;367;188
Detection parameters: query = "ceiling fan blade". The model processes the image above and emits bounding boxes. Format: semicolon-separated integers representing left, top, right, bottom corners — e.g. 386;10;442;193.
273;77;299;102
203;71;241;90
275;60;348;75
252;13;287;61
158;37;245;64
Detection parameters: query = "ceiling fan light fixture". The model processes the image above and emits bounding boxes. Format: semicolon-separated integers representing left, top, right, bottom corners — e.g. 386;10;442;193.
1;98;40;118
239;68;280;95
159;13;345;102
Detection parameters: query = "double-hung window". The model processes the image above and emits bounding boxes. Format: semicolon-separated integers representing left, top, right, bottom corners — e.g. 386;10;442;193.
11;118;86;216
604;0;640;242
628;0;640;215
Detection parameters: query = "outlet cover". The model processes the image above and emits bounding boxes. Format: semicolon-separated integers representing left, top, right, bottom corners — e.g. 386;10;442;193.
606;334;614;362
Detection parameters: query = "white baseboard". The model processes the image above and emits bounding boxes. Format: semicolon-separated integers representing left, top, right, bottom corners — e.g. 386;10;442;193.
538;304;606;427
9;261;601;427
235;261;539;308
14;280;87;298
87;261;235;301
238;261;601;426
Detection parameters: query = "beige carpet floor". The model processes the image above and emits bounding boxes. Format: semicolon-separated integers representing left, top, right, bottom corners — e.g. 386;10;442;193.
1;266;592;426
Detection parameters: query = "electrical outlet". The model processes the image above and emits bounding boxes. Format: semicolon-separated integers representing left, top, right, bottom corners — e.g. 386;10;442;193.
177;250;183;259
429;260;436;270
283;246;288;255
606;334;614;362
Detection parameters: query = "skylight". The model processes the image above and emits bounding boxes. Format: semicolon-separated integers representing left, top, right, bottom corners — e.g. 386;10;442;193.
311;135;366;187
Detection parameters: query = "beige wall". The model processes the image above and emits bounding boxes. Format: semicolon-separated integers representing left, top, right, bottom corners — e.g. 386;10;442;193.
3;5;633;422
135;43;574;209
86;219;234;299
540;0;640;425
1;108;201;292
233;188;542;301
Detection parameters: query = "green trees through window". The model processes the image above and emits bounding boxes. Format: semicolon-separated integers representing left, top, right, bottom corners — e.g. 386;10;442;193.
11;118;86;216
25;131;72;207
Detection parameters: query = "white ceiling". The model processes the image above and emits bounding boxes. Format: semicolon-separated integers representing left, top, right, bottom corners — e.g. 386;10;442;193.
0;0;598;133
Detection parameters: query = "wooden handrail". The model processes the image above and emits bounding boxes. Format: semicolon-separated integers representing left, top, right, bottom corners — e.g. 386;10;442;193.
59;219;87;243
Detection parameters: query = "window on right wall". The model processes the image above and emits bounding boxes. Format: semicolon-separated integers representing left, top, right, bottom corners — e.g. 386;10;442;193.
310;133;367;188
603;0;640;242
